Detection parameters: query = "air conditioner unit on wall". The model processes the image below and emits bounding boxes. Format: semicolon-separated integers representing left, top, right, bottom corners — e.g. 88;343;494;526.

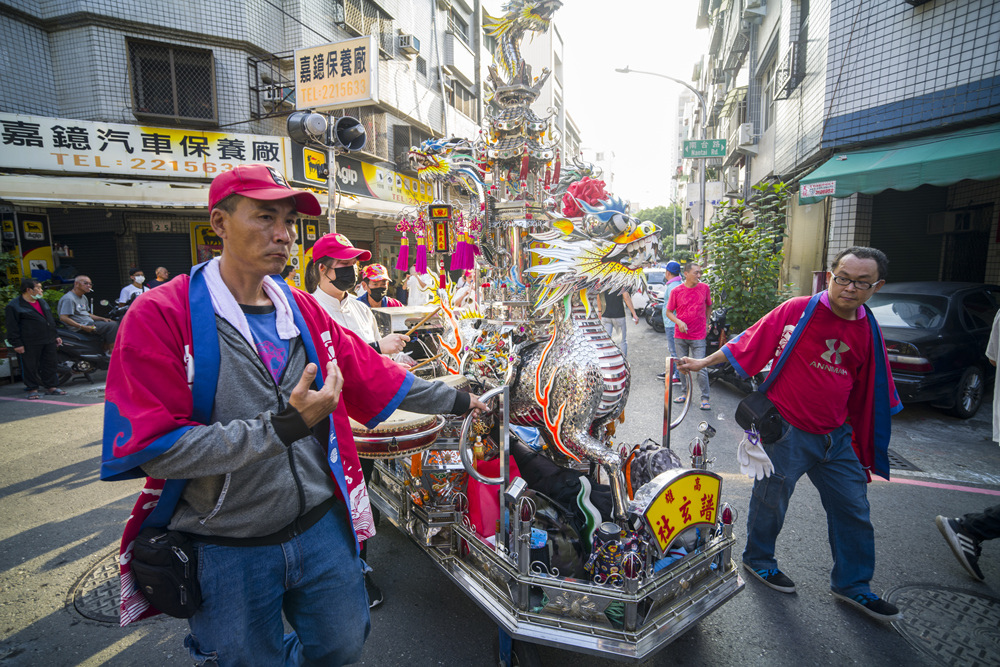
398;34;420;57
738;122;754;146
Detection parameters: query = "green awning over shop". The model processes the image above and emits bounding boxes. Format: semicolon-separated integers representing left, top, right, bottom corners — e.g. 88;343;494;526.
798;123;1000;204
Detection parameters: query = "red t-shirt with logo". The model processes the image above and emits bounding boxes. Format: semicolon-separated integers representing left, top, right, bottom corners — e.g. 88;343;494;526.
666;282;712;340
726;295;873;434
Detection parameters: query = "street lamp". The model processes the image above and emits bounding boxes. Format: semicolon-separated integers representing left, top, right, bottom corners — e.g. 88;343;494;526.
615;66;707;250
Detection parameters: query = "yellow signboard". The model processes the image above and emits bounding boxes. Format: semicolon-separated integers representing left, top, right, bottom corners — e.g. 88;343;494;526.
295;36;378;111
643;470;722;552
302;147;328;185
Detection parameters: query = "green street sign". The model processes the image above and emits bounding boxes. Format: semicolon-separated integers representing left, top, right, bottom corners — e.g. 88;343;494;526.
683;139;727;158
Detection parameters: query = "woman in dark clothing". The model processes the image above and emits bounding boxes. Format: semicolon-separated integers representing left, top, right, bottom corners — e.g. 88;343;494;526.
4;278;65;399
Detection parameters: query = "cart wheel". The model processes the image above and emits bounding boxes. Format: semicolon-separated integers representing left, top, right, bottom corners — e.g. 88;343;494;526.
511;640;541;667
497;630;541;667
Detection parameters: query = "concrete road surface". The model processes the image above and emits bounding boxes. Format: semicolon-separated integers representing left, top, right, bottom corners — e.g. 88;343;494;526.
1;320;998;666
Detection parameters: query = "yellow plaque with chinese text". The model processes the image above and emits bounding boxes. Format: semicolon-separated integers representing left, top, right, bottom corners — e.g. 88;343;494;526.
642;470;722;553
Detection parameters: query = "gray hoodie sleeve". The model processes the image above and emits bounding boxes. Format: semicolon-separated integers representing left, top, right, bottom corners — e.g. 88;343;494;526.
398;376;471;415
139;411;300;479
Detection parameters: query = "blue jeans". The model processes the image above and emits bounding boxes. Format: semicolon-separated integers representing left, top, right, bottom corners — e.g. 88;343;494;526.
664;327;679;379
743;421;876;597
674;338;709;401
185;507;370;666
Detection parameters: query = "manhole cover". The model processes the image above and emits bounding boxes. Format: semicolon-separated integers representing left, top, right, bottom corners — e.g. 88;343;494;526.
887;584;1000;666
888;448;921;472
70;550;123;624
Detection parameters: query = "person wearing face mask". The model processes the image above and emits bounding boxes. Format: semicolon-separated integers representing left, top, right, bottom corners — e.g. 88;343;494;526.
358;264;403;309
57;275;119;351
5;278;65;399
118;267;150;305
304;234;419;609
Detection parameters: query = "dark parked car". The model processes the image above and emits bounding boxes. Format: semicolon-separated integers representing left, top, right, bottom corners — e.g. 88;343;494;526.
867;282;1000;419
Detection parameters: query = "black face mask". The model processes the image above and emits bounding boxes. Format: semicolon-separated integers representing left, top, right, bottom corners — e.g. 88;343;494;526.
369;287;387;302
328;265;357;291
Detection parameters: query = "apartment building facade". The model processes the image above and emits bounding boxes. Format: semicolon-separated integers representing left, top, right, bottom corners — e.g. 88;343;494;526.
692;0;1000;292
0;0;488;305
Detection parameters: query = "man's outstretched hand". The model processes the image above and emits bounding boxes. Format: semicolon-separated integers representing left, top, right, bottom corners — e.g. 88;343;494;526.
289;361;344;428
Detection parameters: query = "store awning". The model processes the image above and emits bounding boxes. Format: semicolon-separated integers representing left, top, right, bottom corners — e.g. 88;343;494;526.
798;123;1000;204
0;173;210;208
336;194;413;220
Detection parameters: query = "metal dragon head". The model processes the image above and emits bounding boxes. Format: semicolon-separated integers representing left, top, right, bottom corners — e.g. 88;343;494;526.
528;196;659;311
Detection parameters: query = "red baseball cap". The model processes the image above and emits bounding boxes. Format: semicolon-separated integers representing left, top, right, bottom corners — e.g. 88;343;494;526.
313;233;372;262
209;164;321;216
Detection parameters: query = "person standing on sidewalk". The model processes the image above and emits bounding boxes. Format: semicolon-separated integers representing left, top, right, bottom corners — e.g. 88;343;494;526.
602;290;639;356
934;313;1000;582
4;278;65;399
657;260;683;383
678;246;904;622
665;262;712;409
100;164;486;664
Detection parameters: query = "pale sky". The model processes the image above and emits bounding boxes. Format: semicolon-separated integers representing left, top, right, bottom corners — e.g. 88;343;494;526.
552;0;708;210
480;0;709;209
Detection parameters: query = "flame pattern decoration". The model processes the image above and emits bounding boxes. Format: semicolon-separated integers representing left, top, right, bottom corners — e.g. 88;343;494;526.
533;322;578;462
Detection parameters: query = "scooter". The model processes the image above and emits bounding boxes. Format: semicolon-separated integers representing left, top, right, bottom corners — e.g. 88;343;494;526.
55;326;111;385
645;294;665;333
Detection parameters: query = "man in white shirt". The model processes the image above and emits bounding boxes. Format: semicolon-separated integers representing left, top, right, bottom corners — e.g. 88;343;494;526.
406;266;434;307
308;232;412;608
118;267;149;305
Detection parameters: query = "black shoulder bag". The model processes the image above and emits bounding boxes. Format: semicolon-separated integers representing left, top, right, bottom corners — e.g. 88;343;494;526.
131;527;202;618
733;294;820;444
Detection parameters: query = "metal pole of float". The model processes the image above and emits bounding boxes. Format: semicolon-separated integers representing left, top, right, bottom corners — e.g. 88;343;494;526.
327;127;337;234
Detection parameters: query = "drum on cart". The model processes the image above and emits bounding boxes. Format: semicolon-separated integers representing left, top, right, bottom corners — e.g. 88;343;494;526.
350;410;446;459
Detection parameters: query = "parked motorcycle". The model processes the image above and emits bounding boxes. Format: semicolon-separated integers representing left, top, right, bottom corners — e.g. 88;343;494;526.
55;326;111;385
645;294;665;333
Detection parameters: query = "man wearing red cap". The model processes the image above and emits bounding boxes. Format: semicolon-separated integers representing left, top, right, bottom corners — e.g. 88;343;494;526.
100;164;486;664
358;264;403;309
309;235;409;357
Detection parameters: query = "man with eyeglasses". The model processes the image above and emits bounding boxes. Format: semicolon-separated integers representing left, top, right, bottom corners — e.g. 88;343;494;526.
57;275;119;351
678;246;903;622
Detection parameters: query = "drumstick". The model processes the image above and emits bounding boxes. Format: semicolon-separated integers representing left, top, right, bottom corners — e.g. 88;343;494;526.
408;352;444;372
403;306;443;337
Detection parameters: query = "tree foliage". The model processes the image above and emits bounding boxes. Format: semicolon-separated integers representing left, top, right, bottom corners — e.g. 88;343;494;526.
701;182;794;332
635;204;684;261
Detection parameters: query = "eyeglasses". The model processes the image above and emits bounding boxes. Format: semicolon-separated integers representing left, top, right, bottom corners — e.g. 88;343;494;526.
831;275;881;291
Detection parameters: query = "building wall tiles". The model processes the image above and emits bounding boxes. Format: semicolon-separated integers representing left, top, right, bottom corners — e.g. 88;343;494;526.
824;0;1000;146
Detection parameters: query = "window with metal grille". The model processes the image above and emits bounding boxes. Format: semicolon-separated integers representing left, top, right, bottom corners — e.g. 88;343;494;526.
447;81;475;119
448;9;471;47
761;57;776;130
341;0;395;57
416;55;427;76
129;41;216;124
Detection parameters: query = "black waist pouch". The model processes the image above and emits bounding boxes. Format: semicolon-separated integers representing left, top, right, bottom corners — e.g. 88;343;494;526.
735;391;785;444
131;527;202;618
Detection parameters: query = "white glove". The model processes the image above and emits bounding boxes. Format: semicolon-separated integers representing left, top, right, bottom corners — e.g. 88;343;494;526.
738;430;774;480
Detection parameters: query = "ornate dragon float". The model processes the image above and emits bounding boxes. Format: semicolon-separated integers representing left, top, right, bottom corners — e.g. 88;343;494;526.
365;1;743;661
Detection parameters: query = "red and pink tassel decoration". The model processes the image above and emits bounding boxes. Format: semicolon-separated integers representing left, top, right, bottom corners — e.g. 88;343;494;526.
415;229;428;274
395;235;409;271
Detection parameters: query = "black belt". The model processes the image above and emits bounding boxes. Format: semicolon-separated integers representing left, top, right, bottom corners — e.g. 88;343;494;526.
188;496;339;547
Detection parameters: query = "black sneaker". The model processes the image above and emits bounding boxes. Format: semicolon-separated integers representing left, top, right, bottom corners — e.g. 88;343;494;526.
831;591;902;622
936;515;985;581
656;372;667;380
365;572;384;609
742;563;796;593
